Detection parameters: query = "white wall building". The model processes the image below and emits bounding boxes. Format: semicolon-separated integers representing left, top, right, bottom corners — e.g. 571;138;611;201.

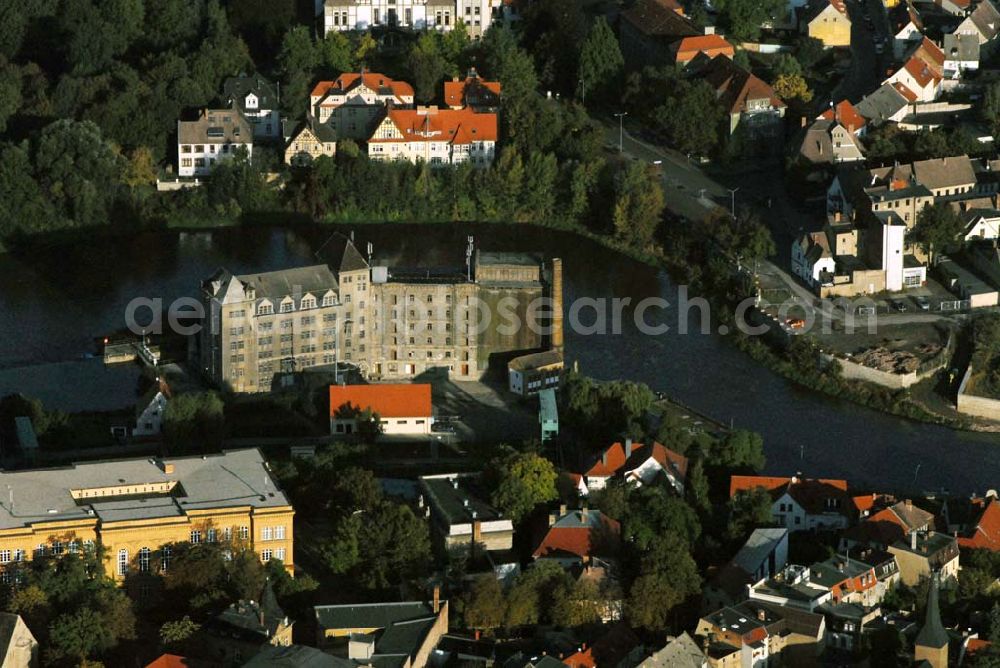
311;73;414;140
324;0;494;37
177;107;253;177
223;75;281;140
134;387;168;438
368;107;497;167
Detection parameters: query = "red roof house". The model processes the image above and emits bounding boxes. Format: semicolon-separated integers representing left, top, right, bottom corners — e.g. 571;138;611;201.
671;34;735;65
533;508;621;564
958;497;1000;551
443;69;501;110
329;383;433;436
730;475;851;532
580;440;688;494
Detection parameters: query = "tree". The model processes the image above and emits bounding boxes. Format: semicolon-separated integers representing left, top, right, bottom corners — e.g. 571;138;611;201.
159;616;200;648
122;147;157;189
772;73;813;104
910;202;964;264
715;0;788;41
504;575;541;628
319;32;356;74
488;450;558;523
331;467;383;513
795;36;825;71
712;429;766;471
772;53;802;78
550;578;602;627
686;458;712;513
726;487;774;543
278;26;319;116
658;80;724;155
984;82;1000;135
612;162;665;249
0;60;21;134
626;571;692;632
463;575;505;634
577;18;623;103
322;501;432;589
408;33;447;103
162;392;225;449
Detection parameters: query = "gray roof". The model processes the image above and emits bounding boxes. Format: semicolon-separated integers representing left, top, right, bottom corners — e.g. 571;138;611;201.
290;113;337;145
244;644;353;667
0;448;288;531
314;601;436;631
236;265;339;302
810;555;872;586
476;251;543;267
944;32;980;62
912;155;976;190
419;474;506;526
178;107;252;145
732;528;788;576
916;576;949;649
855;83;909;124
214;581;288;640
502;654;567;668
222;74;278;112
639;632;705;667
969;0;1000;40
317;234;370;274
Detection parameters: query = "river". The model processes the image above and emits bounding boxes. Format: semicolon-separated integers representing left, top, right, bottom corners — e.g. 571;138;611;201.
0;224;997;493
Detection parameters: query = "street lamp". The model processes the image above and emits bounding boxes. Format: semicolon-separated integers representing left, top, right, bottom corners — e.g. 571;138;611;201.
614;112;628;153
726;187;739;218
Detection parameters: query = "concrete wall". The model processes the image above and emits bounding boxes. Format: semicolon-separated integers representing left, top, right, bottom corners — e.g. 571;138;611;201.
823;354;940;389
957;366;1000;421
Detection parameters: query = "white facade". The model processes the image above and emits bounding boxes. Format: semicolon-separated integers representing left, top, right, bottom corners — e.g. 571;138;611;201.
772;492;850;532
624;456;684;494
882;221;907;292
134;391;168;438
241;93;281;140
367;109;496;167
177;140;253;178
331;414;432;436
324;0;493;36
792;236;836;286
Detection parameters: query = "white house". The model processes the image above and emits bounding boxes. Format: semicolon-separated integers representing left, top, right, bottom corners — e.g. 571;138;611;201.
792;231;836;287
134;381;170;438
943;33;980;78
955;0;1000;45
731;475;852;532
311;73;414;140
891;1;924;60
963;209;1000;240
578;440;688;495
367;107;497;167
177;107;253;177
222;75;281;140
329;383;433;437
885;57;941;102
324;0;494;37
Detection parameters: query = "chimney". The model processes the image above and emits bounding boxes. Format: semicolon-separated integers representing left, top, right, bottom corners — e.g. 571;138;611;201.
560;503;567;516
582;505;589;521
601;450;608;467
625;438;634;458
905;499;913;509
757;609;766;621
475;630;481;640
551;258;564;351
159;460;174;475
433;586;440;614
801;116;807;128
835;211;841;223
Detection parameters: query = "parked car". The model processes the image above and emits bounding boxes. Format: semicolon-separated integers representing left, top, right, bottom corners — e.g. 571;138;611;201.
914;295;930;311
786;318;806;330
891;299;907;312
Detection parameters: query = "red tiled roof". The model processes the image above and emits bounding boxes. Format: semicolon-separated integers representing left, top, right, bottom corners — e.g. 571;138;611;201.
443;74;501;108
562;623;641;668
851;493;878;514
583;442;628;477
913;36;945;73
892;82;918;102
701;55;786;115
958;498;1000;551
730;476;850;515
329;383;432;418
533;511;621;560
730;476;796;497
968;638;992;655
311;72;414;101
583;441;687;481
373;107;498;145
903;56;940;89
820;100;866;131
672;35;735;63
145;656;212;668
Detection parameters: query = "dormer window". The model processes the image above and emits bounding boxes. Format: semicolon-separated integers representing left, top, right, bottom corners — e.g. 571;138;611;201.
322;294;336;307
258;303;273;316
301;296;316;309
280;300;294;313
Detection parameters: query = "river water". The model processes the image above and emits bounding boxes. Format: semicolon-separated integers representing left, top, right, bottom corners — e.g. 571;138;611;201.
0;224;997;493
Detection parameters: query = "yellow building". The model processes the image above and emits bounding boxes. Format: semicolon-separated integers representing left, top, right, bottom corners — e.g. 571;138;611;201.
803;0;852;47
0;449;293;582
285;115;337;167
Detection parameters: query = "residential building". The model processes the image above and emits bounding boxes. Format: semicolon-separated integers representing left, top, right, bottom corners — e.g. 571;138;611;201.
963;209;1000;241
314;597;449;668
508;349;564;396
935;0;972;15
748;564;834;612
670;34;735;65
532;507;620;569
619;0;700;69
311;73;415;139
285;115;337;166
795;118;865;167
820;601;883;654
705;528;789;609
842;498;935;549
695;600;825;667
638;632;706;668
885;54;942;101
177;107;253;177
323;0;494;37
329;383;433;436
808;555;883;608
891;1;924;59
0;449;293;582
792;229;837;288
730;475;851;531
888;531;960;587
579;440;689;494
199;240;551;391
222;74;281;140
854;82;911;126
419;473;514;551
200;582;293;665
955;0;1000;45
914;576;949;668
699;55;787;144
957;495;1000;550
820;99;867;136
801;0;852;47
131;379;169;439
443;69;501;111
562;623;645;668
367;106;497;166
0;613;38;668
943;32;980;77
